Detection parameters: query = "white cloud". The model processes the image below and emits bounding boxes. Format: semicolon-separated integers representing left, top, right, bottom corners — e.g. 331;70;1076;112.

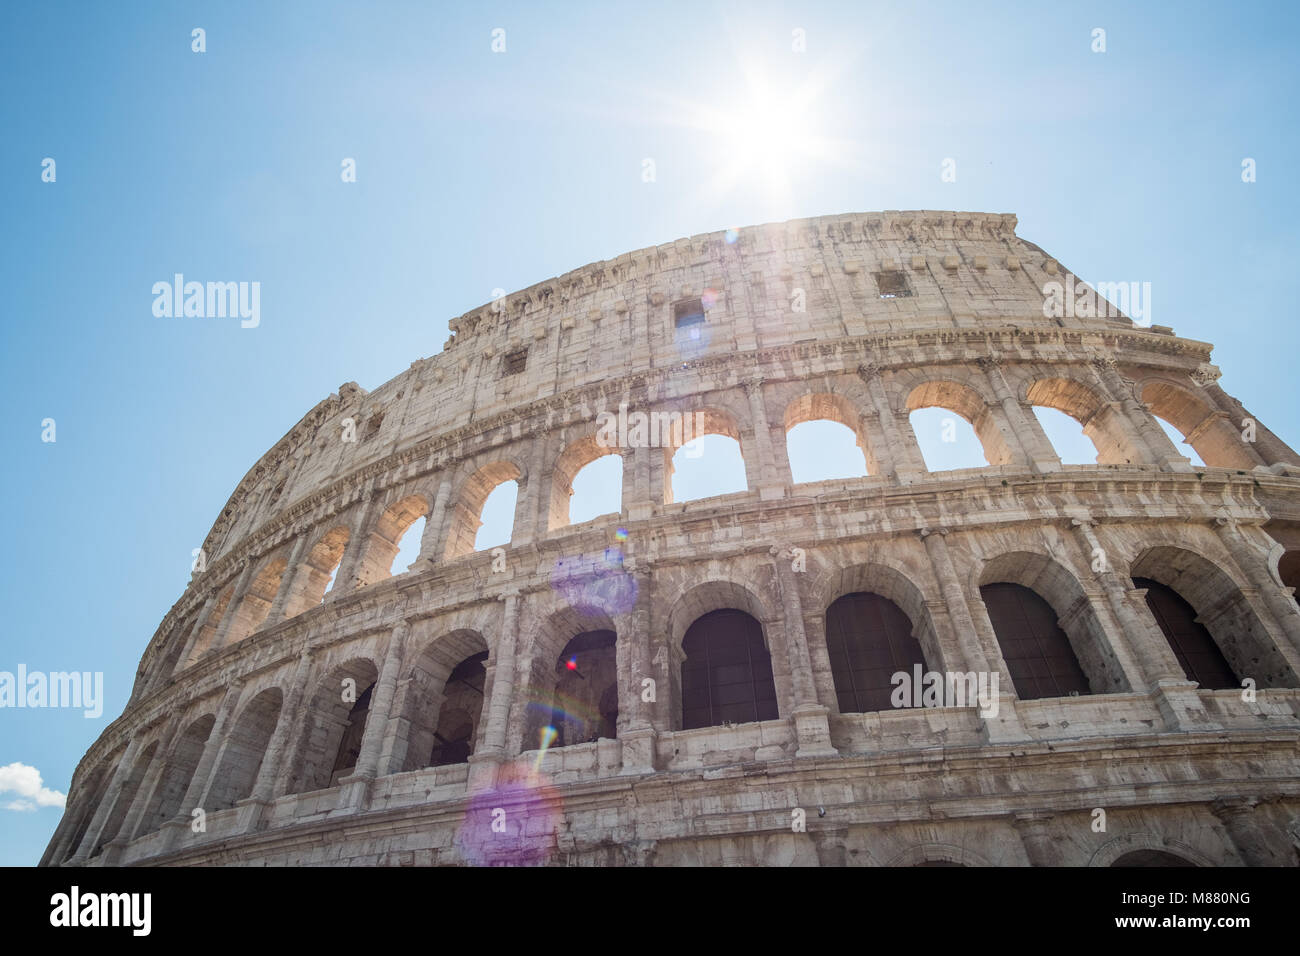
0;763;66;810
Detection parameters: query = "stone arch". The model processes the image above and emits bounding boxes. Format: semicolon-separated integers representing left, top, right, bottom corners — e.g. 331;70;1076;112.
887;843;992;867
283;525;350;618
445;460;524;559
224;554;289;646
660;403;751;504
1130;545;1298;688
1089;833;1216;867
904;378;1014;466
184;580;236;665
1026;376;1141;464
207;687;283;811
548;433;624;530
783;391;876;477
59;757;118;863
138;712;215;835
816;561;942;712
396;628;490;773
91;740;159;855
515;604;621;752
1140;380;1256;469
666;578;777;658
974;550;1128;695
680;608;778;729
287;656;380;794
354;491;432;586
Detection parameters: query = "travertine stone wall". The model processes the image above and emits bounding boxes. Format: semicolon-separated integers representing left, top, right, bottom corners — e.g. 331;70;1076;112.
45;211;1300;868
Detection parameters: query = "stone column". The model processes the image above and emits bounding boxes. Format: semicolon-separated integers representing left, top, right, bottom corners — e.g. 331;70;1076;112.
512;438;548;547
919;529;990;674
770;547;836;757
859;363;926;480
418;477;452;566
920;529;1026;741
1013;811;1062;866
468;590;522;789
263;534;310;627
1216;517;1300;657
248;651;316;808
1090;356;1191;471
1071;519;1184;686
68;737;143;864
618;443;652;520
209;560;256;651
337;620;411;810
979;357;1060;473
1211;797;1292;866
745;379;790;499
175;593;221;670
332;490;378;593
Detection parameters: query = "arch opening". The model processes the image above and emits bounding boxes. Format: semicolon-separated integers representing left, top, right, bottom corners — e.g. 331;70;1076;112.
207;687;283;812
1134;577;1238;689
287;659;379;795
826;592;926;713
399;630;490;774
522;630;619;751
446;462;523;559
906;380;1010;470
980;582;1092;700
91;742;158;856
680;609;778;729
139;714;214;836
1142;382;1250;468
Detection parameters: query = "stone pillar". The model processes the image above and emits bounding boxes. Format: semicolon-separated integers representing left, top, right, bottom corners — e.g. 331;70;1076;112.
512;439;548;547
859;363;926;480
1013;811;1062;866
1090;356;1191;471
1216;518;1300;657
622;445;654;521
332;491;378;593
337;620;411;810
263;534;310;627
919;529;990;674
1071;520;1220;731
416;477;452;567
1080;401;1147;465
248;651;315;807
979;357;1060;473
1070;519;1184;686
175;593;221;670
770;547;836;757
468;590;522;789
209;561;256;652
921;529;1026;741
745;379;790;499
1211;797;1292;866
68;737;143;864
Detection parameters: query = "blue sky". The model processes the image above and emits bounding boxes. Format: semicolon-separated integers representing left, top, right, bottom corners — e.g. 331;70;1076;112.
1;1;1296;865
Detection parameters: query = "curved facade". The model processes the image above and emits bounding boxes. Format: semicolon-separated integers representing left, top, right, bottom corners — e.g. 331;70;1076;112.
43;210;1300;867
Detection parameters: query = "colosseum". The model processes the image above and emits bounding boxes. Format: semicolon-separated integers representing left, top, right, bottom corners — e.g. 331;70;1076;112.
43;210;1300;867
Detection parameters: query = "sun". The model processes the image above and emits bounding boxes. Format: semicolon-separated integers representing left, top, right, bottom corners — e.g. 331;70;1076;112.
718;94;815;185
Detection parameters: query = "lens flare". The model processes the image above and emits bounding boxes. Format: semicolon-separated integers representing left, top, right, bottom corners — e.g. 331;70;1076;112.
458;764;564;866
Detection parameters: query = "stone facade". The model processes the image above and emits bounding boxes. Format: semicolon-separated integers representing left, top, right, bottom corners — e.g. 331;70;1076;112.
42;210;1300;867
